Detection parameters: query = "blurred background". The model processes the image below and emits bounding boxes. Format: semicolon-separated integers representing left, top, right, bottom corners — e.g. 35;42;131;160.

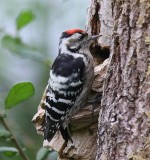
0;0;89;159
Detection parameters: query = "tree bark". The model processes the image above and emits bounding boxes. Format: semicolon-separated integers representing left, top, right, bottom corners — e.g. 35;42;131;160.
95;0;150;159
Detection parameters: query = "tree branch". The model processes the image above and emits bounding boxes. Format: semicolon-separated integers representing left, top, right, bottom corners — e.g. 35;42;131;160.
0;117;29;160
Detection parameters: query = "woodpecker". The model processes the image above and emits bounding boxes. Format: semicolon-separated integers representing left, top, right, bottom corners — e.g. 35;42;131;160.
43;29;100;144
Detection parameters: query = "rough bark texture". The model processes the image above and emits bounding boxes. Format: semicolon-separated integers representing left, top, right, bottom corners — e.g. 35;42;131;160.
96;0;150;160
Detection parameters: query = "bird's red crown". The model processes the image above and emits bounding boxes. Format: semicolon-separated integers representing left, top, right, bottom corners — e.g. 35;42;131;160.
65;29;84;35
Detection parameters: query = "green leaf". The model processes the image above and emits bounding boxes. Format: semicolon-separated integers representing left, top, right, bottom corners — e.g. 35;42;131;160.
16;10;35;30
0;128;11;139
36;147;50;160
1;35;22;52
5;82;35;110
0;147;18;157
1;35;51;65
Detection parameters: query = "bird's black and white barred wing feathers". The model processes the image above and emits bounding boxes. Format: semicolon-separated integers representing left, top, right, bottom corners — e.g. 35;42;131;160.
44;53;86;141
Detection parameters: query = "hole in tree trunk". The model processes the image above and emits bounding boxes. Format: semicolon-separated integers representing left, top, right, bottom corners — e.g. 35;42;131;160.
90;44;110;65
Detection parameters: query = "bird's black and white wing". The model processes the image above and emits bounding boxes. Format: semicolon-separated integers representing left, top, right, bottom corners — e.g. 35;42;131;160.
44;53;86;142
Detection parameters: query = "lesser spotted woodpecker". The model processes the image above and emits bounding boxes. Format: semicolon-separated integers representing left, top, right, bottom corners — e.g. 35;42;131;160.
43;29;100;144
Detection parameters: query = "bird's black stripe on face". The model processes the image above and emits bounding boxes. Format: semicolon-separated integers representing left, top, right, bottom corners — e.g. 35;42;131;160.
60;32;72;39
78;34;85;41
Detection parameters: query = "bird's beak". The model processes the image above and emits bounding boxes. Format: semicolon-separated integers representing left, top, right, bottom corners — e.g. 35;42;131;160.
81;34;101;47
88;35;101;41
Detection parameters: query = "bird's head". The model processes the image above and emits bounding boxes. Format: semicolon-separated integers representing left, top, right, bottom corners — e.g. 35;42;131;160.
59;29;100;53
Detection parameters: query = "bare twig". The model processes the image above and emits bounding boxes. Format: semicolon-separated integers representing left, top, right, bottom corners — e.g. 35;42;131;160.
0;117;29;160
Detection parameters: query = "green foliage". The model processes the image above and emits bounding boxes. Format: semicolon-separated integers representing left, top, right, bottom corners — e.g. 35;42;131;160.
1;35;50;65
0;147;18;157
0;2;58;160
5;82;35;110
16;10;35;30
0;128;11;139
36;147;50;160
1;35;22;52
36;148;58;160
0;4;51;160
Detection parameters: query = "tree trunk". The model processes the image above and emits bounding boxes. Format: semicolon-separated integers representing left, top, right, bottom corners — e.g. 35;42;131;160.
93;0;150;159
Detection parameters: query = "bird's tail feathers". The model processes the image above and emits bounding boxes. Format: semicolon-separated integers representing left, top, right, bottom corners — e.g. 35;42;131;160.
44;116;58;142
60;126;73;143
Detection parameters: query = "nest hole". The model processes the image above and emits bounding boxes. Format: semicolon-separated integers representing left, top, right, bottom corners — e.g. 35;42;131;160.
90;44;110;65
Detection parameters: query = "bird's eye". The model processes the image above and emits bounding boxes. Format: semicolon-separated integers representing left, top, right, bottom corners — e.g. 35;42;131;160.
78;34;85;41
80;33;88;40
